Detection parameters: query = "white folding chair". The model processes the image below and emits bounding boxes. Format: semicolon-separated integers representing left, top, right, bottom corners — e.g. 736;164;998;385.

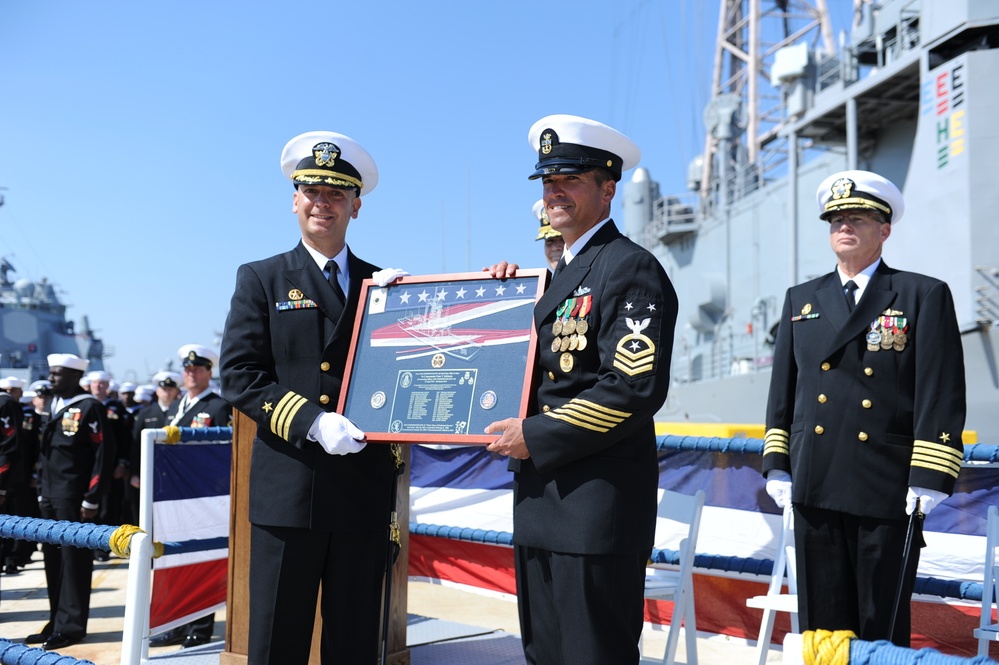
974;504;999;657
746;503;799;665
643;489;706;665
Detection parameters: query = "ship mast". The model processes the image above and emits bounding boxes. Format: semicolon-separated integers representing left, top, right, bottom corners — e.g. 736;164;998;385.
701;0;833;205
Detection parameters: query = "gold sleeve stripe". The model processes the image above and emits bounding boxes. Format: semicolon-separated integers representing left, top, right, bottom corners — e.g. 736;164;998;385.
560;401;626;421
542;398;632;432
911;448;963;469
912;439;963;476
914;439;963;458
911;459;961;479
271;392;308;441
545;411;612;433
765;428;789;440
764;428;790;456
571;399;631;418
554;407;619;429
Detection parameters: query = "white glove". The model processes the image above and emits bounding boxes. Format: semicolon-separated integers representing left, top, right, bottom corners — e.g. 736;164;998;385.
906;486;948;516
765;470;793;509
372;268;410;287
310;412;366;455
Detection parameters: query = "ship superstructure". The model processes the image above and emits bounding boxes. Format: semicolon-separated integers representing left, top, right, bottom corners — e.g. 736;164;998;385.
0;257;107;381
624;0;999;441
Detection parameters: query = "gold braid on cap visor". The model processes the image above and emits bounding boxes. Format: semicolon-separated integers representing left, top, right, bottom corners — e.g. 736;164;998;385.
824;197;891;217
292;169;363;190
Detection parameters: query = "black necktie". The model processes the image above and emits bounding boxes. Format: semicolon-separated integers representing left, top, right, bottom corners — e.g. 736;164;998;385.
552;256;566;281
844;280;858;312
326;260;346;304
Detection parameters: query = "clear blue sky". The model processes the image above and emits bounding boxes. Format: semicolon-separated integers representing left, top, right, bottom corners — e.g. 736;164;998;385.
0;1;850;382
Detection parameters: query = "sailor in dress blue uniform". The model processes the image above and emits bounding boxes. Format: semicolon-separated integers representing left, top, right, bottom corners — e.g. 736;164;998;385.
486;114;679;665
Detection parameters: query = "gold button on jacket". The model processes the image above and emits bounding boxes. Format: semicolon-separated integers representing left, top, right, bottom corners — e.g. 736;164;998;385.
319;395;329;405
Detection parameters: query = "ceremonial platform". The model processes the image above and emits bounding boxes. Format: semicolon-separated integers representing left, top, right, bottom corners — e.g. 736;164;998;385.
0;550;775;665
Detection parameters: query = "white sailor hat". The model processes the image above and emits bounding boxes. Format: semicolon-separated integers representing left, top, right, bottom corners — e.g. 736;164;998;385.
21;391;35;403
528;114;641;182
85;370;112;384
152;371;182;388
178;344;218;369
533;199;561;241
29;379;52;394
119;381;137;393
134;385;155;402
280;131;379;197
816;170;904;224
47;353;89;373
0;376;26;390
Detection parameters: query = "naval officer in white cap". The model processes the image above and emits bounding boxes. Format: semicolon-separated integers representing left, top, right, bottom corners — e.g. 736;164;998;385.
485;114;678;665
220;131;399;664
763;169;966;645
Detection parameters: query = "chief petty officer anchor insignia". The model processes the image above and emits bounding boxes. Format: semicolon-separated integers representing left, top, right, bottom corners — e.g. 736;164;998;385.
550;288;661;376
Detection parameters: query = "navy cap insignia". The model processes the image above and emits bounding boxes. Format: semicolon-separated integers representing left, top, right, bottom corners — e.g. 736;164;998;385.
831;177;855;200
313;142;339;167
289;289;303;301
188;351;197;361
541;131;554;155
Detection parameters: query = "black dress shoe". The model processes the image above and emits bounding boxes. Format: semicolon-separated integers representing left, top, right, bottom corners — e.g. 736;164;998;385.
149;630;185;647
43;633;82;650
25;631;52;644
182;635;210;648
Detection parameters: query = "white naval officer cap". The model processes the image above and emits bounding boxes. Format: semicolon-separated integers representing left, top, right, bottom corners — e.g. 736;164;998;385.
280;131;379;197
0;376;26;390
816;170;905;224
533;199;561;241
528;114;641;182
48;353;89;372
178;344;218;370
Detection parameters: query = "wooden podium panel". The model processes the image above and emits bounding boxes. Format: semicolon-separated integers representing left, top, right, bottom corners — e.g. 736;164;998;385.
221;409;410;665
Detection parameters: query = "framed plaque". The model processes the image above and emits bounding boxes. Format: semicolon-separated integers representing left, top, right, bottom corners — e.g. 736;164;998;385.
338;270;547;444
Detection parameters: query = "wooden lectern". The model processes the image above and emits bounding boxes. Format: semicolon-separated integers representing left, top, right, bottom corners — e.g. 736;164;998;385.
221;410;411;665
